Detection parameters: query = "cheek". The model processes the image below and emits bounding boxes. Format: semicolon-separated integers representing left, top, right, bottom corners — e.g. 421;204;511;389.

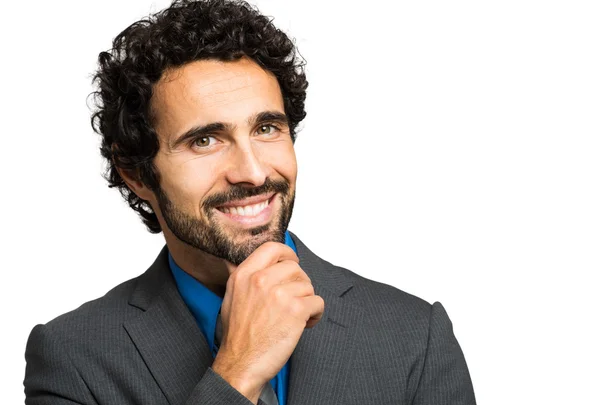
261;141;297;181
158;157;216;213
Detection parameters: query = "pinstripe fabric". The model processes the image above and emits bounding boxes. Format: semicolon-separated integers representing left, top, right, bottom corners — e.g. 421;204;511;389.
24;231;476;404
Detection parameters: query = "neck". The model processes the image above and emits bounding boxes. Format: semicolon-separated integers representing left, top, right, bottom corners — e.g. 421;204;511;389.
163;232;232;298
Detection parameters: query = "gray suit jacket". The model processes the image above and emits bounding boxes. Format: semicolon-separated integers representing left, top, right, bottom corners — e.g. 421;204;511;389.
24;231;476;404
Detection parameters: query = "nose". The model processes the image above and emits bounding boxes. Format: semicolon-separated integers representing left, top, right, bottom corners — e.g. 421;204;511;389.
224;141;268;187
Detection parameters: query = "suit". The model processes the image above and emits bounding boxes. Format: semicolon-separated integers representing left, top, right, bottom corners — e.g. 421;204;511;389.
24;231;476;404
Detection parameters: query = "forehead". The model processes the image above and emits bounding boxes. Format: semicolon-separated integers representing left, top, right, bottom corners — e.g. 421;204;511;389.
151;57;284;136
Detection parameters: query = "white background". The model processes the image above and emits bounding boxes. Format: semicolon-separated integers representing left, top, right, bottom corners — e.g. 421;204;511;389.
1;0;599;403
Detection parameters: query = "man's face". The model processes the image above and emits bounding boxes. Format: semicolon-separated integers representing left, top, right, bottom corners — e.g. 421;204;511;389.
148;57;297;265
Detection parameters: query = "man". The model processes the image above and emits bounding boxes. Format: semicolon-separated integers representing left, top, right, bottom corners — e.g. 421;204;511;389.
24;0;476;404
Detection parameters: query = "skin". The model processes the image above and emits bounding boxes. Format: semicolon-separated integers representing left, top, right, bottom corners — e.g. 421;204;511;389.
119;56;298;297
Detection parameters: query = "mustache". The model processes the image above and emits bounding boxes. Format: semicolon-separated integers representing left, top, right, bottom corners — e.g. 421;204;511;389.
204;178;290;209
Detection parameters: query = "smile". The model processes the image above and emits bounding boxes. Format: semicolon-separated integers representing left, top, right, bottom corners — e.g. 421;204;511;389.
214;193;277;226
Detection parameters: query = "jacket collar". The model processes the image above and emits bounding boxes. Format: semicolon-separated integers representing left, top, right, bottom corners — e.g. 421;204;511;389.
124;231;363;405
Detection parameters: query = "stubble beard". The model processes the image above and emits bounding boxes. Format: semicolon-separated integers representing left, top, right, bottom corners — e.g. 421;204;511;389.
155;179;295;266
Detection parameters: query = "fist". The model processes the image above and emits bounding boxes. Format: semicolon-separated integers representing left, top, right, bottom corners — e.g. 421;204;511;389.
212;241;325;402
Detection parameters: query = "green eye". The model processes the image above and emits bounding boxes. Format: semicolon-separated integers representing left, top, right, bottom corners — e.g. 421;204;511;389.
193;136;216;148
257;124;277;135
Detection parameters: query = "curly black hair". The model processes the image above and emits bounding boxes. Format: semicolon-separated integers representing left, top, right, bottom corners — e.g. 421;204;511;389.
90;0;308;233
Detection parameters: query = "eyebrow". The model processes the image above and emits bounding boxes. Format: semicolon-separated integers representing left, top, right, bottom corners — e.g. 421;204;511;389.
169;110;289;150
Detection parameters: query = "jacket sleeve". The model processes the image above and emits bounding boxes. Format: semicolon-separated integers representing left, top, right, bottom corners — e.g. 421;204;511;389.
24;324;98;405
184;368;256;405
25;324;256;405
411;302;477;405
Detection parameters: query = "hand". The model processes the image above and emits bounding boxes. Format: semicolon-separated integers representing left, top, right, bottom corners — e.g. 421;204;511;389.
211;241;325;403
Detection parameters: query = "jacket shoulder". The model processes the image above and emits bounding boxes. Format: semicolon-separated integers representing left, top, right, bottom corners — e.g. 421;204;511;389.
326;259;433;324
37;275;142;339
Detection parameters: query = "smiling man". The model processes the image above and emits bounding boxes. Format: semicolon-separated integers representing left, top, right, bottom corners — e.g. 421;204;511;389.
147;58;299;296
24;1;476;404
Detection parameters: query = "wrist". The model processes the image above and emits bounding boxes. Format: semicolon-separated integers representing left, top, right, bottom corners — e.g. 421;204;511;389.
212;356;263;403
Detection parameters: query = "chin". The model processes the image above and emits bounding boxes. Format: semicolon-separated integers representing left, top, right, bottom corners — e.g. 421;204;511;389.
232;224;284;244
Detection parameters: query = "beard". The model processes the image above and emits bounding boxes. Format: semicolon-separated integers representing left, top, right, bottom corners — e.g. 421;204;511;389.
155;177;295;266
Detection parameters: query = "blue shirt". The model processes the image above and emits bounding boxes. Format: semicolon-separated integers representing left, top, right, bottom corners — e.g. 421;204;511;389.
169;230;297;405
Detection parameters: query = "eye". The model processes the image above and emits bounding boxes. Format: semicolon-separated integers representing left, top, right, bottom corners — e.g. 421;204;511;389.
192;136;217;149
256;124;280;136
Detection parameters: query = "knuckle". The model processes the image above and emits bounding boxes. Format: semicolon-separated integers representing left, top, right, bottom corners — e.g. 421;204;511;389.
250;271;268;289
295;268;310;280
272;285;287;302
288;299;305;318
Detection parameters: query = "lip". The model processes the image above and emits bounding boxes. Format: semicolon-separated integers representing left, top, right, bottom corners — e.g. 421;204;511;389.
217;192;276;209
214;193;277;227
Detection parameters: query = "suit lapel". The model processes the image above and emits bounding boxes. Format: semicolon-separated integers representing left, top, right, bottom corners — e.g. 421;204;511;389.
123;234;364;405
123;246;214;405
287;232;364;405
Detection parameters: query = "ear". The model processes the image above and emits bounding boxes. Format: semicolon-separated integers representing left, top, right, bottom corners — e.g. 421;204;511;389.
116;166;156;202
111;143;156;202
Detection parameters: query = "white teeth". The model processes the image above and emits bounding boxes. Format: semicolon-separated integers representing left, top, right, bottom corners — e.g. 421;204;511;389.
219;199;269;216
252;203;262;216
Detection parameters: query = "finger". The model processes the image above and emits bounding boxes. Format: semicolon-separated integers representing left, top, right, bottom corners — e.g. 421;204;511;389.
301;295;325;328
233;241;299;276
271;280;315;300
250;261;311;289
